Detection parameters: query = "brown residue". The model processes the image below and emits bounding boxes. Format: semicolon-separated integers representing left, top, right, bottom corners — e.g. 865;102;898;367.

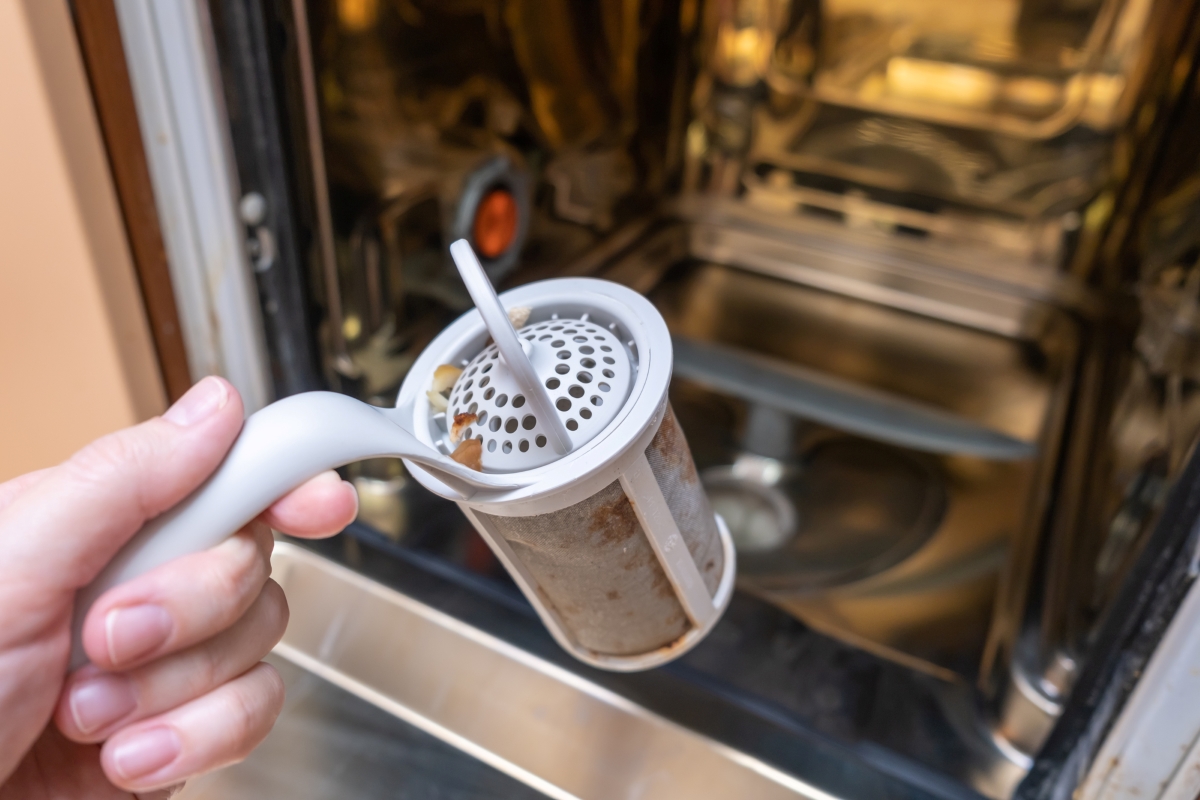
649;562;676;600
648;404;700;486
450;412;477;443
704;559;715;573
590;490;641;547
449;438;483;471
606;590;620;601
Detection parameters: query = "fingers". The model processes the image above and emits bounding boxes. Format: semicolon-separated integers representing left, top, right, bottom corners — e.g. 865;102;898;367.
260;470;358;538
99;662;285;793
80;525;273;671
57;580;288;743
0;467;52;514
0;377;245;593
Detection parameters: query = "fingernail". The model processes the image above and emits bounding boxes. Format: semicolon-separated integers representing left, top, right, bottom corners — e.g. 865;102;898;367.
312;470;344;486
163;376;229;427
70;673;137;734
106;605;173;665
111;726;182;782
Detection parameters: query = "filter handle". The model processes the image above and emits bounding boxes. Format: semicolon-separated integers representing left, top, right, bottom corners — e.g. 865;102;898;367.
450;239;572;455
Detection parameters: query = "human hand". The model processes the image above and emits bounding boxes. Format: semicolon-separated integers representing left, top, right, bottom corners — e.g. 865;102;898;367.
0;377;358;798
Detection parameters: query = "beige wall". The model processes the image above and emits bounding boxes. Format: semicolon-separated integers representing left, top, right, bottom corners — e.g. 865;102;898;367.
0;0;166;482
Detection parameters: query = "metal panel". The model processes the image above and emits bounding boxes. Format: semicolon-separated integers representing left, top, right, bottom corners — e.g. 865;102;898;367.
268;542;834;800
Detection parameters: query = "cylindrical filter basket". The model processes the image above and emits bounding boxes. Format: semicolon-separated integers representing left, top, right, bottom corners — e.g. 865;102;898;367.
400;277;736;670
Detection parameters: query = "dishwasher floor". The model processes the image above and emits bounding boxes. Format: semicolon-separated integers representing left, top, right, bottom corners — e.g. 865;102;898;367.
178;654;546;800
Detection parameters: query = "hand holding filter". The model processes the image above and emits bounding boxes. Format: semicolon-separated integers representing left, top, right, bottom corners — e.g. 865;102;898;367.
70;240;734;673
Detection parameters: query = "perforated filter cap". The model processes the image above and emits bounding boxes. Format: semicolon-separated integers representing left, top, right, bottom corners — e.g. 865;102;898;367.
445;316;633;471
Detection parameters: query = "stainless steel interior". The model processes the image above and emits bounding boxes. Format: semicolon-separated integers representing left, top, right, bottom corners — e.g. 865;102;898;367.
181;543;835;800
591;211;1078;684
204;0;1200;796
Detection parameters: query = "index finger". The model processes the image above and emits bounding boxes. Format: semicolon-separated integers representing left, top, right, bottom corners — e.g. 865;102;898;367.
259;470;358;538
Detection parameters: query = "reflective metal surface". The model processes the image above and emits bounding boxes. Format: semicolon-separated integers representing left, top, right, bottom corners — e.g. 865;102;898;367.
178;654;546;799
245;542;836;800
604;243;1077;683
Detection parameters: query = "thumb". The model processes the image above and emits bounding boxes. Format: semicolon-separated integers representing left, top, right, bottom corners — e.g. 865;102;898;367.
0;377;245;595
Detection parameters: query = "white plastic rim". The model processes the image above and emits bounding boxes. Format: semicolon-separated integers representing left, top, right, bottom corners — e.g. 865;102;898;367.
398;278;673;516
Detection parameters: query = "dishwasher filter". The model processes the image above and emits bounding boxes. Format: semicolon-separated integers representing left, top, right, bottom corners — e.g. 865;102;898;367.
398;253;734;671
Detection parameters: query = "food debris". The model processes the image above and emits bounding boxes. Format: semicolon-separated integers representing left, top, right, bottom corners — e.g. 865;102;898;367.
507;306;532;329
450;412;477;444
431;364;463;393
450;438;483;471
426;390;448;412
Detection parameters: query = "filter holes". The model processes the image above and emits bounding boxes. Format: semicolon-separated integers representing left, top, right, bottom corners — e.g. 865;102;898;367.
479;376;490;387
600;346;612;352
579;345;594;355
463;427;473;439
546;377;561;389
489;417;502;432
566;419;579;431
595;335;606;341
464;380;473;390
580;408;592;419
477;411;488;425
569;385;584;398
539;335;552;341
483;388;495;400
603;356;615;364
464;392;474;403
556;350;571;360
496;394;509;407
577;372;592;384
573;336;587;343
500;417;515;434
483;364;493;373
519;439;529;452
522;415;536;430
564;329;578;334
551;340;565;347
603;369;614;378
469;366;478;376
555;364;570;374
598;383;610;392
551;325;563;331
487;439;497;452
512;395;526;408
503;441;512;454
591;396;603;406
536;435;547;448
556;398;572;411
469;402;478;412
581;358;596;368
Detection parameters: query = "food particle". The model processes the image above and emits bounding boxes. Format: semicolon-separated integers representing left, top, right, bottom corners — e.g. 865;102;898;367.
450;438;483;471
431;364;463;394
507;306;532;329
450;412;477;443
426;390;448;412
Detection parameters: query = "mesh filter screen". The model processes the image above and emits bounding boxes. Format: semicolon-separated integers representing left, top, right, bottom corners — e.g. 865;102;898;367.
480;405;725;656
645;404;724;596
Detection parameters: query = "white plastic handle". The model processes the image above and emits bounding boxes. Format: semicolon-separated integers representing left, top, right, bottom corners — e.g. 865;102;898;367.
450;239;573;454
69;391;515;669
